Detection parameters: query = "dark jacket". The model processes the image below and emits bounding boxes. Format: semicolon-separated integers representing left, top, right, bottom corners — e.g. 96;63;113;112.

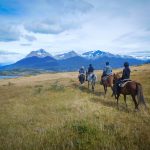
88;66;94;74
122;67;131;79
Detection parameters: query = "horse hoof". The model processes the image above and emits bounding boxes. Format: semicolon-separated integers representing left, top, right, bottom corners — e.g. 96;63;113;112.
135;108;139;112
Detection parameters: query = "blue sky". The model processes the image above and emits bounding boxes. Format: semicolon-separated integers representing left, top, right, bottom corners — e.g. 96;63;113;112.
0;0;150;63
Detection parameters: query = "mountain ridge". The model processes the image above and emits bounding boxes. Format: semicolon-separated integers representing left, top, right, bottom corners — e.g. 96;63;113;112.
0;49;146;72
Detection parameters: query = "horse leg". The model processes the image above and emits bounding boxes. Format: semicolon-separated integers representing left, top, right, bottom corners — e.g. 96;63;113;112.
131;94;138;110
104;85;107;95
88;81;89;89
103;85;106;96
124;95;127;108
105;86;107;94
92;84;94;92
111;86;114;97
116;94;120;108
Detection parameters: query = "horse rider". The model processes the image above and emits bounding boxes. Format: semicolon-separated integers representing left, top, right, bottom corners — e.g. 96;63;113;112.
79;66;85;75
86;64;94;80
101;62;113;84
115;62;131;94
78;66;86;83
102;62;112;77
122;62;131;80
88;64;94;74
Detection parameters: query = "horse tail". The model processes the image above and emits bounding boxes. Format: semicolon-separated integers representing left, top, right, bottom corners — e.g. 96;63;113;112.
137;83;146;107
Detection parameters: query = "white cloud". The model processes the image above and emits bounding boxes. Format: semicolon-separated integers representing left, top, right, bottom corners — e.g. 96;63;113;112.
0;51;24;64
0;24;21;42
0;0;150;63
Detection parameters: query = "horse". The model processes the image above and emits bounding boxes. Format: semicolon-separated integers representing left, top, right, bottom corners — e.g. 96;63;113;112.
87;73;97;92
101;74;114;95
113;73;146;110
78;74;85;84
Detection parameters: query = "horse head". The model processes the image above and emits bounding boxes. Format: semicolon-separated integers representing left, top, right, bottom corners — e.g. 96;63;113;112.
113;73;120;83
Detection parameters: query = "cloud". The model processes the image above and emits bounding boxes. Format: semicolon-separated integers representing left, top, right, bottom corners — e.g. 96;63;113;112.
23;35;37;41
25;19;80;34
23;0;93;34
0;0;150;63
0;50;24;63
20;43;32;46
0;24;21;42
0;51;19;55
26;21;66;34
113;29;150;44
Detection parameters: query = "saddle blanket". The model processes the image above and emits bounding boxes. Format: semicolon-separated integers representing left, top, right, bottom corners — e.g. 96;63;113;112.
102;75;112;81
119;79;132;87
87;73;97;81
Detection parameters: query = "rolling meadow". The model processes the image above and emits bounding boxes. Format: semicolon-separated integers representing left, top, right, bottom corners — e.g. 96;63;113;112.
0;64;150;150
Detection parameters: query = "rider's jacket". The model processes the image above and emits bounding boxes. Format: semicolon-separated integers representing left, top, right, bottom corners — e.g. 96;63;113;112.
79;68;85;74
88;66;94;74
122;67;131;79
103;65;112;76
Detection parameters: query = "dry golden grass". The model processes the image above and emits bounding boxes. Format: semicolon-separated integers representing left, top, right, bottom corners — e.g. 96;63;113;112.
0;64;150;150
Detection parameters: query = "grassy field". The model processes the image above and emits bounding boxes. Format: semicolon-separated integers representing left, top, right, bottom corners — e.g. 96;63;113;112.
0;64;150;150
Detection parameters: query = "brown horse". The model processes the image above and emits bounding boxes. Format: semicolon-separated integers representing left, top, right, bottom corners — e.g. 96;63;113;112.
101;74;114;95
113;73;146;110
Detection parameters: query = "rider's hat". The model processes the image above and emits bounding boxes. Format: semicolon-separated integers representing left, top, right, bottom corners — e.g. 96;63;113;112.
89;64;92;66
124;62;129;67
81;66;84;69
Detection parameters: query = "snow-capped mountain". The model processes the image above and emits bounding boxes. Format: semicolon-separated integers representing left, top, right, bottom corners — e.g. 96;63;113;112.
55;51;79;60
1;49;144;72
82;50;115;59
82;50;135;60
26;49;52;58
129;51;150;60
134;56;150;60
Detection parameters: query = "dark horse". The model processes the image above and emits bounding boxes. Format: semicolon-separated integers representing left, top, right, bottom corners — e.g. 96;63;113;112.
101;74;114;95
79;74;85;84
113;73;146;110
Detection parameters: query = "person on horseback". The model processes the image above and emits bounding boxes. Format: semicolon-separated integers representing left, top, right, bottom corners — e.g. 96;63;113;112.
78;66;86;84
87;64;95;82
88;64;94;74
87;64;97;91
100;62;112;84
114;62;131;94
122;62;131;80
79;66;85;75
113;62;146;110
102;62;112;77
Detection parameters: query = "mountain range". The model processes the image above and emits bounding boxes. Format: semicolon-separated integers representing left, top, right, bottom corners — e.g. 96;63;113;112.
0;49;146;72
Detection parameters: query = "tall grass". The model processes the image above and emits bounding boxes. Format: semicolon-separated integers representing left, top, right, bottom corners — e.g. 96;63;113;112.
0;65;150;150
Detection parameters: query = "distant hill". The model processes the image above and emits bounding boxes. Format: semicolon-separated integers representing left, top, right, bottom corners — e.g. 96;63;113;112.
1;49;145;73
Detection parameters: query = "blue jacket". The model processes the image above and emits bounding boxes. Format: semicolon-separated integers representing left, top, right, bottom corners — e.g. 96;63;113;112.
103;65;112;75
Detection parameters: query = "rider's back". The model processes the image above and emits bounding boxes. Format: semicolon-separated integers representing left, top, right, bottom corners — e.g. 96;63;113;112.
79;68;85;74
103;65;112;76
122;67;130;79
88;66;94;74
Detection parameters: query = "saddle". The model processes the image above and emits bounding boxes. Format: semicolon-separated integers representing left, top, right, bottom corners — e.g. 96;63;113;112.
119;79;132;87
